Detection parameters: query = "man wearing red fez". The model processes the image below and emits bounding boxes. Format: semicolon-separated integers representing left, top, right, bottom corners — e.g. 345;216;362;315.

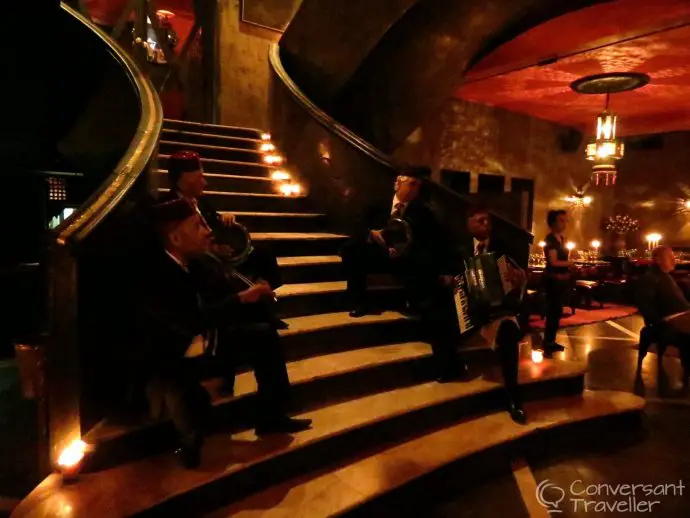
162;150;283;294
131;199;311;469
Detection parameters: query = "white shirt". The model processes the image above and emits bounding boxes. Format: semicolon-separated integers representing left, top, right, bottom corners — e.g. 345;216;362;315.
391;195;408;217
473;238;490;256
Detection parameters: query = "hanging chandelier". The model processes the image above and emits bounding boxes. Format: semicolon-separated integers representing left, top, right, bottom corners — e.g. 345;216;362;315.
571;73;650;187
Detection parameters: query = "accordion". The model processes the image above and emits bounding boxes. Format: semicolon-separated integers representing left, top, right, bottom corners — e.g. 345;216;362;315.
453;252;525;336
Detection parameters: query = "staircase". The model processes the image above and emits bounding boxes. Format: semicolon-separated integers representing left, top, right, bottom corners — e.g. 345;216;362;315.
11;120;644;518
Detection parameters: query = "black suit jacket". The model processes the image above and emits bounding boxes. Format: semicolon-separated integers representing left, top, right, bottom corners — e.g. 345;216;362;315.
126;249;241;372
356;198;455;274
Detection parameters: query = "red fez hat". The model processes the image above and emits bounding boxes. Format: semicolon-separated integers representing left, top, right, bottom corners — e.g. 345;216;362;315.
168;150;202;187
150;198;197;233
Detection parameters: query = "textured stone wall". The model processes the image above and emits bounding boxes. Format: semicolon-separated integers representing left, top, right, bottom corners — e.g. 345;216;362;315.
395;98;601;246
217;0;279;129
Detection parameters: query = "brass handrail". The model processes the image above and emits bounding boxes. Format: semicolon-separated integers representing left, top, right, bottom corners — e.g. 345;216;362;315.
55;3;163;246
268;43;532;238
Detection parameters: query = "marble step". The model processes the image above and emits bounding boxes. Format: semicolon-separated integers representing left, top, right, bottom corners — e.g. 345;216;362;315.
159;140;266;165
158;154;278;177
161;128;262;150
156;170;277;194
22;360;588;518
275;280;402;318
252;233;347;258
213;390;645;518
157;188;311;213
275;254;342;283
278;310;423;362
233;212;328;234
163;119;264;140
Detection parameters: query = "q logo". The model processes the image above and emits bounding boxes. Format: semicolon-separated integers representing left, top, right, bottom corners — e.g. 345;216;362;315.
536;479;565;513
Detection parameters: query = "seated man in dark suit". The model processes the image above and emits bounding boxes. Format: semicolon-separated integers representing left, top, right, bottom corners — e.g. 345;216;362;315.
636;246;690;389
455;205;527;424
161;150;283;293
341;166;465;380
130;199;310;469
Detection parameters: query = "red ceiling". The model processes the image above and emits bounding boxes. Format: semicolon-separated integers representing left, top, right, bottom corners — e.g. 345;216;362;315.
458;0;690;136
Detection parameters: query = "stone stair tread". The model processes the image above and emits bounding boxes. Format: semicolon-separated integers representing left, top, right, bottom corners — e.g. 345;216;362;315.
253;232;346;241
229;211;326;218
214;390;645;518
276;281;396;298
163;118;264;135
157;188;306;199
209;342;432;401
162;128;261;144
278;310;409;337
17;360;588;518
158;154;280;170
160;140;264;155
156;169;272;181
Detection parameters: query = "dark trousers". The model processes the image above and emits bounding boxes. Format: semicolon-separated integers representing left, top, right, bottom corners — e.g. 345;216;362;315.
238;244;282;290
217;324;291;419
145;359;210;447
495;319;522;397
340;238;436;307
544;278;569;343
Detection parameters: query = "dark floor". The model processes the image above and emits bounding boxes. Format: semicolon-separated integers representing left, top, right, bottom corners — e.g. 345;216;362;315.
421;315;690;518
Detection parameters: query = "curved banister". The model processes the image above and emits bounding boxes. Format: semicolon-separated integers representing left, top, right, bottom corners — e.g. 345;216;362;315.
268;43;532;239
55;3;162;247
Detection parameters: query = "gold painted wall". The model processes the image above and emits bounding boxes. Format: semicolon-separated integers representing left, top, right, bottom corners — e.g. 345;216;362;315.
217;0;279;129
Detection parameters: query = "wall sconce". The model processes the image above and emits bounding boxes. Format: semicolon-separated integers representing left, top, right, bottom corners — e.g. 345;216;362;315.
564;194;593;207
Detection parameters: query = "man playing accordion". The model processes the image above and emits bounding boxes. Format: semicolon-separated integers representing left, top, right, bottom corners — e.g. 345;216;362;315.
454;205;528;424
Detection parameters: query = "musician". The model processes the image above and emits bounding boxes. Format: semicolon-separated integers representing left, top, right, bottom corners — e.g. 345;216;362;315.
341;166;466;380
161;150;283;294
130;199;310;469
458;205;527;424
543;210;576;352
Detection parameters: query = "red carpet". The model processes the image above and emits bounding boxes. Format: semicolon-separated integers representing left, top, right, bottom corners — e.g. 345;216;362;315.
530;304;638;329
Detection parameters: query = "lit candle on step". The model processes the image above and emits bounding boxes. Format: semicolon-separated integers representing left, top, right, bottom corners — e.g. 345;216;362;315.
271;170;291;181
260;142;276;152
264;154;284;165
261;133;271;141
57;439;90;479
531;349;544;364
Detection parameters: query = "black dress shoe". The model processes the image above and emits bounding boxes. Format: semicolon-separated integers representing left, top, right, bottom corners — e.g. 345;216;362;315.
508;400;527;425
349;306;372;318
174;444;201;469
544;342;566;352
256;416;313;435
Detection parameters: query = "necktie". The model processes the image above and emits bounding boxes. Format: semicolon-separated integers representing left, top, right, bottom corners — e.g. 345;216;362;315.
392;202;404;219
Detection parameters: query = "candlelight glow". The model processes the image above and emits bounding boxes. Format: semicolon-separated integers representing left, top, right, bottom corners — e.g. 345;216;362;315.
260;143;276;153
57;439;87;469
532;350;544;364
566;241;576;251
261;133;271;141
591;240;601;249
645;233;662;250
271;170;291;181
263;155;284;165
279;182;303;196
538;241;546;248
685;200;690;210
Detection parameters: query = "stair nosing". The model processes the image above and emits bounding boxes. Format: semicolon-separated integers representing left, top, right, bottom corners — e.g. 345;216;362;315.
276;255;341;268
252;233;347;241
226;211;326;218
159;140;264;156
158;153;281;170
276;281;390;298
156;170;273;182
157;188;306;199
161;128;262;144
164;118;264;134
278;310;409;337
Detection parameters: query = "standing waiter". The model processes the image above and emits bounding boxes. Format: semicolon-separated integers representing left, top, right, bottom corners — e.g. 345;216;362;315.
543;210;576;353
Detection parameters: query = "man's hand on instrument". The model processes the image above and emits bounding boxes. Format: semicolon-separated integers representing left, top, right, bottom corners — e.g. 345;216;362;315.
220;213;236;226
255;277;272;290
369;230;386;248
239;283;274;304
